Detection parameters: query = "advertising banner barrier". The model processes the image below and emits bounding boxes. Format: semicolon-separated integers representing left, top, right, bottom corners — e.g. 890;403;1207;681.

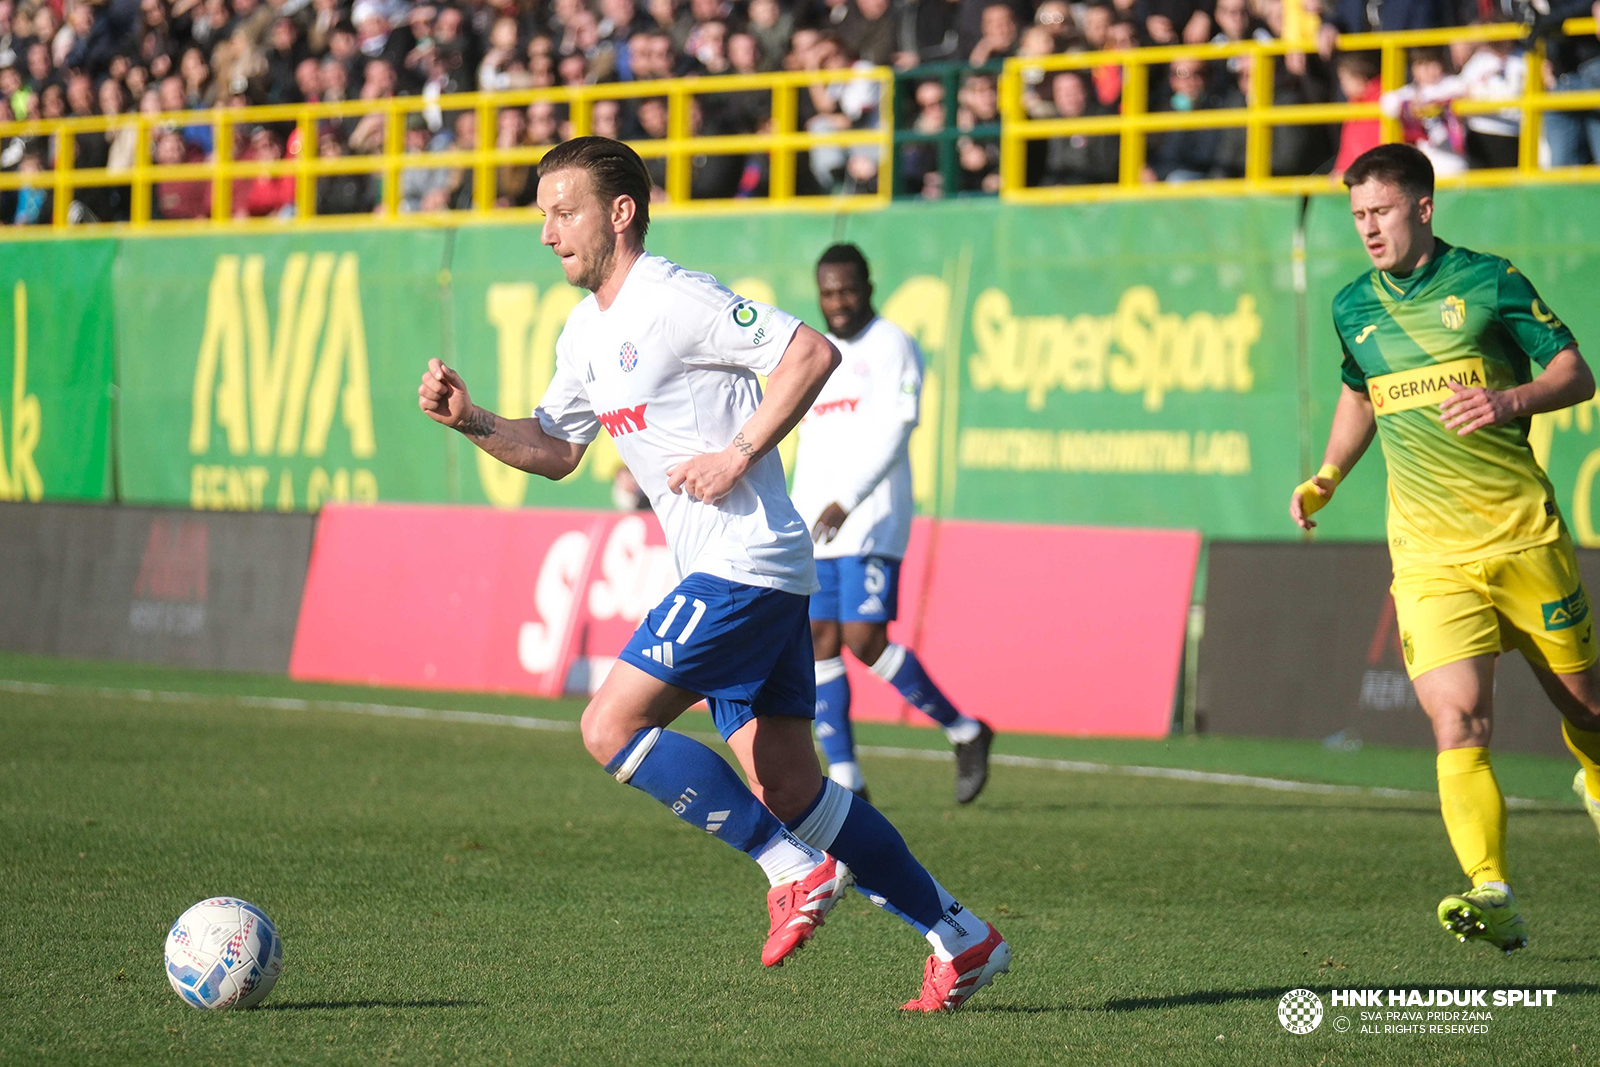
291;504;1199;738
0;501;314;672
1197;541;1590;758
36;186;1596;541
839;198;1306;537
0;241;115;503
113;231;454;512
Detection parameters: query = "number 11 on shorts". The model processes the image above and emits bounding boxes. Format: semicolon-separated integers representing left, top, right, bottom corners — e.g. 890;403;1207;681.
655;596;708;645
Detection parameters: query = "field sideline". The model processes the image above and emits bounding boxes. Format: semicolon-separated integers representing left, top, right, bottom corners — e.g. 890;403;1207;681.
3;652;1598;1066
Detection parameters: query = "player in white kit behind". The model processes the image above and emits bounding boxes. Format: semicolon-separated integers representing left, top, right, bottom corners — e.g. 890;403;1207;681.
416;138;1009;1010
790;244;995;804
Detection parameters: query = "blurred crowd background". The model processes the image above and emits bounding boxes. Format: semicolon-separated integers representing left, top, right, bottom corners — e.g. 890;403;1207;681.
1;0;1597;223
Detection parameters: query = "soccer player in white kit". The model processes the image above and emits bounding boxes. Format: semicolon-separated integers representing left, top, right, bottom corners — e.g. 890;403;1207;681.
790;244;995;804
416;138;1009;1011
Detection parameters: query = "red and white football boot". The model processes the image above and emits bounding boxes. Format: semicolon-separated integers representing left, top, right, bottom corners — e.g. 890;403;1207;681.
761;856;853;967
900;925;1011;1012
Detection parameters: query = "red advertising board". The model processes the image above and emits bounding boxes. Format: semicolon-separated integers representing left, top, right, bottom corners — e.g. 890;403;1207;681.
291;505;1198;738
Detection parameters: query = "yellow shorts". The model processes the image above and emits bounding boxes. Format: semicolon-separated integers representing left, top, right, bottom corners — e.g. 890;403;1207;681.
1391;540;1597;679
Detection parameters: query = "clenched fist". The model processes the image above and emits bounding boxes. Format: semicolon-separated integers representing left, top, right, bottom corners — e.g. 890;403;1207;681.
418;358;473;427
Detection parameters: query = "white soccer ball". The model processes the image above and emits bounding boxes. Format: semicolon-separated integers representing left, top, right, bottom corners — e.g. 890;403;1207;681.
164;897;283;1010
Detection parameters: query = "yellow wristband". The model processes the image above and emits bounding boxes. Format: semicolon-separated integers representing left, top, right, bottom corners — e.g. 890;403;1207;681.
1317;463;1343;486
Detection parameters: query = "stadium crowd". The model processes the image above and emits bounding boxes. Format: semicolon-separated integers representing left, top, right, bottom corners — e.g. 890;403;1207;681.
1;0;1597;222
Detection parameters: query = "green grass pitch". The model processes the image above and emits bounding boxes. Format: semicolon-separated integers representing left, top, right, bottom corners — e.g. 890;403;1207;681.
2;652;1599;1066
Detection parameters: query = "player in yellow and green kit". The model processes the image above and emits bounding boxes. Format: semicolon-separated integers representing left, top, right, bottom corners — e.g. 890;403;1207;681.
1289;144;1600;954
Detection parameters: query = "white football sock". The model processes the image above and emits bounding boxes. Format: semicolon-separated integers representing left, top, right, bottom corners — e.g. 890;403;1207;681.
924;879;990;961
752;828;823;887
944;717;983;745
827;760;865;793
1480;880;1513;899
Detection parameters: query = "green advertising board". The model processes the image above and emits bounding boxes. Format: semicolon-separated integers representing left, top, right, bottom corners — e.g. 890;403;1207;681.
114;230;452;511
839;198;1305;536
0;240;115;502
14;183;1600;538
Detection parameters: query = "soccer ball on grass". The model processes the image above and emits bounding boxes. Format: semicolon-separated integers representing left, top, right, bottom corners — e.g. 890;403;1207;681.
164;897;283;1010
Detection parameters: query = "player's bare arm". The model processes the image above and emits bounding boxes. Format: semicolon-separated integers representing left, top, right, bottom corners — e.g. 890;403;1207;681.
667;325;841;505
1440;345;1593;436
1290;384;1376;530
417;357;586;479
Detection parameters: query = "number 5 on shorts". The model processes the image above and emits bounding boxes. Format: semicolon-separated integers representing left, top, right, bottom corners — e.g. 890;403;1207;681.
654;595;708;645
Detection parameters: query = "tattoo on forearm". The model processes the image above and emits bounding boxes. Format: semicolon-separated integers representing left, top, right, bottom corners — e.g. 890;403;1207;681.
731;431;756;458
457;407;497;438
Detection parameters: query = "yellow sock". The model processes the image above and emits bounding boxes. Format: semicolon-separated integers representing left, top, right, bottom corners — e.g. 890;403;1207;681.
1562;720;1600;800
1436;746;1508;887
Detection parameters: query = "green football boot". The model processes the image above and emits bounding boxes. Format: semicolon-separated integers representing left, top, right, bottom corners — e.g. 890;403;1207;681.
1437;885;1527;954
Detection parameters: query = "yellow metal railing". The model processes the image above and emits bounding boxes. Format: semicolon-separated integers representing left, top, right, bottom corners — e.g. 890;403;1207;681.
0;66;894;234
1000;18;1600;201
3;21;1600;234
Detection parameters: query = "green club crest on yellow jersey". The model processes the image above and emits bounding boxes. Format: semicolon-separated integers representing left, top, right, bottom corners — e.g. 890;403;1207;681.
1440;295;1466;330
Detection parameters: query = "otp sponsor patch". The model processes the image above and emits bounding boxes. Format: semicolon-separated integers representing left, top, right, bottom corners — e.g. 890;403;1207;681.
1368;357;1486;415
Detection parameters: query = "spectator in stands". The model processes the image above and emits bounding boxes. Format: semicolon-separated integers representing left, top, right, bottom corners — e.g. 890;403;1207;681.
234;125;294;217
1144;59;1231;181
804;36;881;191
179;45;212;105
728;30;762;73
746;0;793;69
1039;69;1118;184
967;2;1019;65
1144;0;1213;45
264;18;306;103
897;0;962;66
955;69;1000;190
1319;0;1449;48
97;78;137;221
1032;0;1082;48
528;100;562;146
592;97;624;138
152;128;211;219
426;109;476;210
151;130;209;217
494;106;536;206
1539;0;1600;167
838;0;896;66
1440;35;1523;169
316;130;379;214
399;118;450;212
631;95;669;191
1380;46;1468;176
1330;50;1380;178
898;76;945;195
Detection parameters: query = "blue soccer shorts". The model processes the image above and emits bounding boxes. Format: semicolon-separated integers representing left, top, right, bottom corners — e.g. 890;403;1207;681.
808;556;901;624
617;572;816;740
